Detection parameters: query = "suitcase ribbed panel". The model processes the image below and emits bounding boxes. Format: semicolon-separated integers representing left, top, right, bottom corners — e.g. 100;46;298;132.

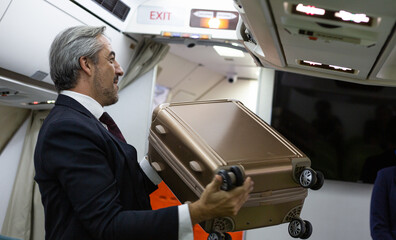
149;129;205;197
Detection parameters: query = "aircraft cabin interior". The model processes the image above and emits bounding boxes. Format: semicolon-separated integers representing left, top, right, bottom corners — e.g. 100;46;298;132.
0;0;395;239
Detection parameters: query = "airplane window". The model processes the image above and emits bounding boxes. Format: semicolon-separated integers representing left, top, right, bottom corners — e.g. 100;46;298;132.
271;71;396;183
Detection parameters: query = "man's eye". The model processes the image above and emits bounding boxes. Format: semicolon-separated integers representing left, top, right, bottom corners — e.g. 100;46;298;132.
109;58;115;63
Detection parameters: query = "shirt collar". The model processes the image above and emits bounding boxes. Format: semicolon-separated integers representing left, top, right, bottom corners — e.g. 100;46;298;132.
60;90;104;119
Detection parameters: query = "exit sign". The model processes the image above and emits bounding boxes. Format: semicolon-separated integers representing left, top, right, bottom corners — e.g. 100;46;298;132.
137;5;185;26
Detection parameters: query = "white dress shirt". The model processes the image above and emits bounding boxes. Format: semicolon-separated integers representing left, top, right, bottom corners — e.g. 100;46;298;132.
61;90;193;240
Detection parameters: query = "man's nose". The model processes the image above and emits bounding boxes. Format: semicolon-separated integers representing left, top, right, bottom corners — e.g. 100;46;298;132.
115;61;124;76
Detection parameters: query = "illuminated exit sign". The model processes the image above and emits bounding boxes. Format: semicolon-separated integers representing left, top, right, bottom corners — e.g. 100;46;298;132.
137;5;186;26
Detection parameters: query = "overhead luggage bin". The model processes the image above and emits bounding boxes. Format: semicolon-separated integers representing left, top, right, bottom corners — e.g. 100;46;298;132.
234;0;396;86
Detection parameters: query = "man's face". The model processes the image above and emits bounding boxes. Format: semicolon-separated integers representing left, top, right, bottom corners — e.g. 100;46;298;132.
92;35;124;106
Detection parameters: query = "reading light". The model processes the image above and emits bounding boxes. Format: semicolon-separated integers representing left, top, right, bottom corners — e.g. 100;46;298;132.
25;100;56;105
161;31;212;40
162;32;172;37
296;4;325;16
335;10;370;23
190;34;200;39
292;4;373;26
329;65;353;71
208;18;221;28
303;60;322;66
299;60;356;74
213;46;245;57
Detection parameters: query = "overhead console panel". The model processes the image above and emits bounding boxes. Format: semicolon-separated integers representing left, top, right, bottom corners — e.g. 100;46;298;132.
0;68;57;110
234;0;396;86
125;0;240;41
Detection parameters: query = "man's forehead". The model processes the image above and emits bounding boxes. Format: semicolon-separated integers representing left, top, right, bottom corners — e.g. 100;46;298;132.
98;35;115;56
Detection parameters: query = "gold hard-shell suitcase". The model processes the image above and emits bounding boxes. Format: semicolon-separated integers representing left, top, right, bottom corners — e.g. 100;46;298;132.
147;99;324;239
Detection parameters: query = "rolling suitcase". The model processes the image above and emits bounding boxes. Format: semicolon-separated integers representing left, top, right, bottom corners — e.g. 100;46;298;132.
147;99;324;239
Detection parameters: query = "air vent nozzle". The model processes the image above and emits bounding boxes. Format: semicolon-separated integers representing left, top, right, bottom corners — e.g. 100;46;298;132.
31;70;48;81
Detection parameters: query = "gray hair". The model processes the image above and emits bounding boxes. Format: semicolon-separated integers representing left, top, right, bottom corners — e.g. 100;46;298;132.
49;26;106;92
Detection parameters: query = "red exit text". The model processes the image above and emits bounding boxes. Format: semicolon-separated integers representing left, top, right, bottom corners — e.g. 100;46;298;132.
150;11;172;20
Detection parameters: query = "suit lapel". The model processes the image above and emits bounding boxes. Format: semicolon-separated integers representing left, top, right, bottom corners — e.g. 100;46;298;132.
56;94;122;143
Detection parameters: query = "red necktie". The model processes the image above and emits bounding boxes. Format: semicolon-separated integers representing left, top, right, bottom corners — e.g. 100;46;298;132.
99;112;126;143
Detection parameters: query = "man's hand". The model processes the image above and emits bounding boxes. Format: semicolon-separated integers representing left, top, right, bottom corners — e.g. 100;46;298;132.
189;174;254;225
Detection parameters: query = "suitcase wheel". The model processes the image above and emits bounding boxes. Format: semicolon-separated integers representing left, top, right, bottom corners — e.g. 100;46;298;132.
299;168;316;188
218;169;233;191
230;166;244;187
207;231;232;240
299;168;324;190
301;220;313;239
311;171;324;190
218;166;244;191
288;218;312;239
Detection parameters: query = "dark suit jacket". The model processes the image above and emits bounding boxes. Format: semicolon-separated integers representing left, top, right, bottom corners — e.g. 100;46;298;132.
370;166;396;240
34;94;178;240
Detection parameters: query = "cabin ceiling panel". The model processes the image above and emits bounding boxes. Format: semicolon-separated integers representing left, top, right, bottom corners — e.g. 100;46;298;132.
157;53;198;88
0;0;82;84
0;0;12;21
171;64;224;99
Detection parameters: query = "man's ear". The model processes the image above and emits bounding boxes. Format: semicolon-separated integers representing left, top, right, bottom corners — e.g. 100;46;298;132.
79;56;93;76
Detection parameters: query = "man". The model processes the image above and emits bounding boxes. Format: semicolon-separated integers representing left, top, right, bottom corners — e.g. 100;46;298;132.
370;166;396;240
34;25;254;240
